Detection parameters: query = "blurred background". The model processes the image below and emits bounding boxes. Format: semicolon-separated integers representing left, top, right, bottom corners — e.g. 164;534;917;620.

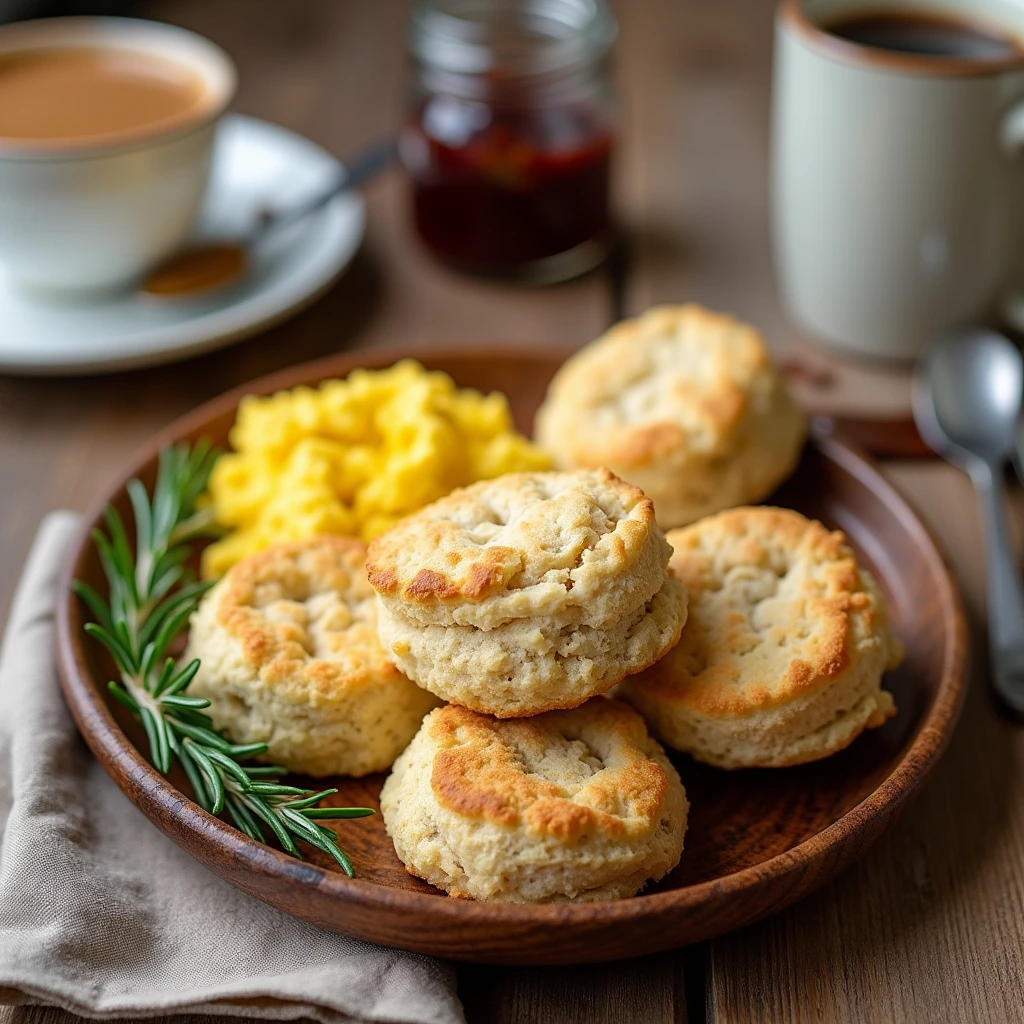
0;0;925;389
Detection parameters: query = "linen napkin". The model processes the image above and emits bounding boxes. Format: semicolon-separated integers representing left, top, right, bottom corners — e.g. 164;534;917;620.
0;512;465;1024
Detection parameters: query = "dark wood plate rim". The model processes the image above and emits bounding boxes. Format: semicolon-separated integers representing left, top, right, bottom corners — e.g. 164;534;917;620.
55;343;969;957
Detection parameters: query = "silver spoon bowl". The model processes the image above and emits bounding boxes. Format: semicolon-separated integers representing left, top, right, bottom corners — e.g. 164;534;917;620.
914;327;1024;713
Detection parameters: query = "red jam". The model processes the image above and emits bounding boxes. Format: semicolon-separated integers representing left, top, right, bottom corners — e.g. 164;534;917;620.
403;98;613;275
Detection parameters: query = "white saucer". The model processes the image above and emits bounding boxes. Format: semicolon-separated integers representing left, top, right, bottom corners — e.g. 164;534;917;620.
0;114;366;376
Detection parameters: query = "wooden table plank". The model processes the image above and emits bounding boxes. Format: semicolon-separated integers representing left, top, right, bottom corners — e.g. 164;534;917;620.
460;952;690;1024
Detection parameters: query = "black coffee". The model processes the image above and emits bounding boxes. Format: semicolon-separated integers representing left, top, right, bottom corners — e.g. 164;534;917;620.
826;10;1023;59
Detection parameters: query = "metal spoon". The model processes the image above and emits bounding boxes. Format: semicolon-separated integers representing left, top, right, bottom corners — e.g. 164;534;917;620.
913;327;1024;712
142;138;395;298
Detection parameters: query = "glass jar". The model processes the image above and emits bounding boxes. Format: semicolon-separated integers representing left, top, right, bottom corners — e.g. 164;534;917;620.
402;0;617;282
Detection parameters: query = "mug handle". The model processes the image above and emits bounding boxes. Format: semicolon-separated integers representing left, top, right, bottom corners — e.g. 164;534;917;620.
1000;99;1024;330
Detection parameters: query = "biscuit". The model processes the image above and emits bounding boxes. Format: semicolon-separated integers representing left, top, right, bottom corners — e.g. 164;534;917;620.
367;469;689;717
368;468;671;630
618;508;900;768
185;535;441;778
380;699;688;902
534;305;807;529
378;572;687;717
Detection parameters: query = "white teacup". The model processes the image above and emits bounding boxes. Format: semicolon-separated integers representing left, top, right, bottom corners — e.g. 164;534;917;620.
772;0;1024;360
0;18;235;295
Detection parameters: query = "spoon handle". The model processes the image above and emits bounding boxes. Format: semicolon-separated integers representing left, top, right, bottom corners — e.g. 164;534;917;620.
1013;417;1024;489
971;458;1024;713
251;138;396;242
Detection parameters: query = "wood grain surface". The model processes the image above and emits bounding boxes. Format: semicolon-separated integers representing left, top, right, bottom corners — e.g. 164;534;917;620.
0;0;1021;1020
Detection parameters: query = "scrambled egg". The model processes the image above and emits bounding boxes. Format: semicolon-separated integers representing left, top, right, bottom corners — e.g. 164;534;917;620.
202;359;550;577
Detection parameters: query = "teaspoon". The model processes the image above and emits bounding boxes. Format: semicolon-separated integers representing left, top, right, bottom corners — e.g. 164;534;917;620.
142;138;395;298
913;327;1024;713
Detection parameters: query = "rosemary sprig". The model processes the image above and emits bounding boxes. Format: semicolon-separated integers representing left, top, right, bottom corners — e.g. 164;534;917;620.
74;440;372;877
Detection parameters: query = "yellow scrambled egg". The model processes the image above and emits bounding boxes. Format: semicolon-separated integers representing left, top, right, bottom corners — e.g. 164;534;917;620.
202;359;550;577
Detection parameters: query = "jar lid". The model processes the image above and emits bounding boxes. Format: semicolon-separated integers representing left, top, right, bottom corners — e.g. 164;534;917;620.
409;0;617;80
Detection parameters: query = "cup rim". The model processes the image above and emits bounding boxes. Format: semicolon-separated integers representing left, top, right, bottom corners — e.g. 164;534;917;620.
778;0;1024;77
0;16;237;161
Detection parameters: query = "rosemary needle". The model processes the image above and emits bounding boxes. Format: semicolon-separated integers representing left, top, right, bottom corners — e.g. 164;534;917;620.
75;440;373;876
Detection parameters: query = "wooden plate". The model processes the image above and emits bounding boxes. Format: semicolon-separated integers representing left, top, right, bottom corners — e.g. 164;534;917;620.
56;345;967;965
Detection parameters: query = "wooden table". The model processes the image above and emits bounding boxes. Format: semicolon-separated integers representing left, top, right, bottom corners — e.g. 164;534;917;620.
2;1;1022;1020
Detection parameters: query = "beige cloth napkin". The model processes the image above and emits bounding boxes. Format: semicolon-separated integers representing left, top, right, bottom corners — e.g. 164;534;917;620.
0;512;464;1024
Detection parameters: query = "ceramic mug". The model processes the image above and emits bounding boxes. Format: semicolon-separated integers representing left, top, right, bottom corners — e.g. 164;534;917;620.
0;18;235;295
772;0;1024;360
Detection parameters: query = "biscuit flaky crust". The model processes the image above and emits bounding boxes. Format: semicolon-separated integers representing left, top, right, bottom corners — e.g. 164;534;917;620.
366;469;689;716
618;508;901;768
377;573;687;718
185;536;440;777
366;468;670;631
380;699;688;902
534;305;807;529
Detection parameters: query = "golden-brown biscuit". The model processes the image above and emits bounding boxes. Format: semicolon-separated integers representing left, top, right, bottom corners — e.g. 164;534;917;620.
185;535;440;777
367;469;689;717
534;305;807;529
618;508;901;768
380;699;689;902
367;467;670;630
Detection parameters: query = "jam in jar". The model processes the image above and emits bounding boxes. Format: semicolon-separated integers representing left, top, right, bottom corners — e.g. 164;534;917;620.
402;0;617;282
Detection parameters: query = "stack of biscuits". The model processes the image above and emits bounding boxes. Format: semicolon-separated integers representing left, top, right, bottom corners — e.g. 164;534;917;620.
366;468;687;717
369;305;900;904
186;302;903;906
367;468;692;903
